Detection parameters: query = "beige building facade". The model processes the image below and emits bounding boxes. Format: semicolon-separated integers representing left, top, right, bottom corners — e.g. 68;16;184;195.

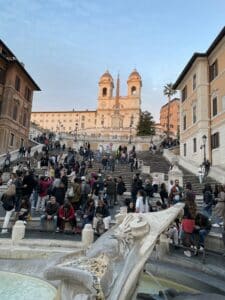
0;40;40;154
160;98;180;137
31;70;141;140
173;27;225;167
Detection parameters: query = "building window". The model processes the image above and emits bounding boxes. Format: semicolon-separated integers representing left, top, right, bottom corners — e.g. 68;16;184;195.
209;60;218;81
212;97;217;117
193;138;197;153
13;105;18;121
183;115;186;131
211;132;219;149
15;75;21;92
10;133;14;146
131;86;137;95
81;116;85;121
192;105;197;124
0;68;6;84
24;86;31;101
81;123;84;129
102;87;107;97
193;74;196;90
23;113;27;127
181;85;187;102
222;95;225;111
183;143;187;157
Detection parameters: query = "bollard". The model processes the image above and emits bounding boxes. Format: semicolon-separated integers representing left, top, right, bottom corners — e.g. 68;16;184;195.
82;224;94;246
11;220;25;243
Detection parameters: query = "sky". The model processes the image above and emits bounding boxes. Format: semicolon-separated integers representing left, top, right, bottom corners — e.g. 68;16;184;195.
0;0;224;122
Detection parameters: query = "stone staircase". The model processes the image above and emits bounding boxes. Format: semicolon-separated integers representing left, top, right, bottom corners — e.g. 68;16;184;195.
90;161;134;193
138;152;218;196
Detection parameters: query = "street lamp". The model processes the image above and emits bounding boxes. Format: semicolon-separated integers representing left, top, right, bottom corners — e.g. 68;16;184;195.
74;123;78;142
129;115;134;144
201;135;207;164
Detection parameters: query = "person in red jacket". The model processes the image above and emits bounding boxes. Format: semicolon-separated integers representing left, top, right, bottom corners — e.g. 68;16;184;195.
36;176;52;212
56;202;76;232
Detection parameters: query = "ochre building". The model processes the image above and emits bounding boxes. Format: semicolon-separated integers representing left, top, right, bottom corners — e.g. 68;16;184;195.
0;40;40;154
31;70;142;139
160;98;180;137
173;26;225;167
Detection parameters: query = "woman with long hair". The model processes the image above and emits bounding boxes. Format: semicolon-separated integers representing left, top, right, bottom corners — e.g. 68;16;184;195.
135;189;149;213
1;184;16;234
181;191;197;250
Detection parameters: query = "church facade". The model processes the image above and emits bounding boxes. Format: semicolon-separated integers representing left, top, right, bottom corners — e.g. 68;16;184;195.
31;70;142;139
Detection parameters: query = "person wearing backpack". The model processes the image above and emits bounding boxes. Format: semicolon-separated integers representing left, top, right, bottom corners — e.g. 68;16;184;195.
202;183;214;219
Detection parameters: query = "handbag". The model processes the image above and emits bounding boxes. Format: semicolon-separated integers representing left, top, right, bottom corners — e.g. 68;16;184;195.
182;218;195;233
67;187;74;197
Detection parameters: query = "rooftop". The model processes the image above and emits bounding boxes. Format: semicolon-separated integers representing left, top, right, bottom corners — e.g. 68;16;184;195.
173;26;225;89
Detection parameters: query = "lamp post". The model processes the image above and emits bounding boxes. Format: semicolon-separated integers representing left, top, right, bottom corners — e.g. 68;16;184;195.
202;134;207;165
129;115;134;144
74;123;78;142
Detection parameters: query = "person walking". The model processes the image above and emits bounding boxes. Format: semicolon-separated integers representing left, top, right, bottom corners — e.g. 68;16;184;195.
1;184;16;234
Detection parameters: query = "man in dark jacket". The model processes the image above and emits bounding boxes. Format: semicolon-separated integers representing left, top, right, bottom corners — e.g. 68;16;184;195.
106;176;116;207
40;196;59;230
22;170;37;199
117;176;126;205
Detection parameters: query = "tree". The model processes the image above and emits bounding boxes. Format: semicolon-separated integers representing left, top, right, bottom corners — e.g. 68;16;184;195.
163;83;176;137
136;111;155;136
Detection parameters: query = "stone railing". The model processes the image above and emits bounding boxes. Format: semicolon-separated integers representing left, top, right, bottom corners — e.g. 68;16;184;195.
0;141;43;168
163;148;225;183
163;148;199;174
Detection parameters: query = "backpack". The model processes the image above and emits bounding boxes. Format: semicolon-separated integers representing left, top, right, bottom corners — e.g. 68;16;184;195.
1;194;14;211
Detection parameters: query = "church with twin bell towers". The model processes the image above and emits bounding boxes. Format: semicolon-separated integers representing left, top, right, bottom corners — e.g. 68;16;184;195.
31;70;142;139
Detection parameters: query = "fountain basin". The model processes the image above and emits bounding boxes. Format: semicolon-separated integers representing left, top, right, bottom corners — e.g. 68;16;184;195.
0;271;57;300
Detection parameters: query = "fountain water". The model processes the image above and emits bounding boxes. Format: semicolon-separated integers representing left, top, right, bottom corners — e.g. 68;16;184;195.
0;271;57;300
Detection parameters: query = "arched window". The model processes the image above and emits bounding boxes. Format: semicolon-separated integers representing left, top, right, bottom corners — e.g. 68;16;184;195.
102;87;107;97
131;86;137;95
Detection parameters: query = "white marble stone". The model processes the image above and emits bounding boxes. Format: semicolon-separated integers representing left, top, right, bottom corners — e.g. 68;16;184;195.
12;221;25;243
82;224;94;246
141;165;150;174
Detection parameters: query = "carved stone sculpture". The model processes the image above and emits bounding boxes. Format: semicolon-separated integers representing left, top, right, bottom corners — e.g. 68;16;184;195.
45;203;184;300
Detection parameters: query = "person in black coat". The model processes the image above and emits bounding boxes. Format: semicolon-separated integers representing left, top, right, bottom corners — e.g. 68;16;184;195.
51;182;66;206
22;170;37;198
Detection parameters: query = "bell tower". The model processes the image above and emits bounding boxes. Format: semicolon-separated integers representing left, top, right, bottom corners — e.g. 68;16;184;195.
98;70;114;100
127;69;142;97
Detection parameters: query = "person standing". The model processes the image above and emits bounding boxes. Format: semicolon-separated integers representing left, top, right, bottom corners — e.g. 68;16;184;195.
202;183;214;219
212;184;225;228
117;176;126;205
169;179;183;205
105;176;116;208
1;184;16;234
135;190;149;213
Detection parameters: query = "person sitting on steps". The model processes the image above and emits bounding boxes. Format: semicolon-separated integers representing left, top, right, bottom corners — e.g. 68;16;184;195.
93;200;111;234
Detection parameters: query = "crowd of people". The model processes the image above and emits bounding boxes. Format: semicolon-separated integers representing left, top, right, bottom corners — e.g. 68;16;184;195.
0;142;131;235
0;138;224;257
